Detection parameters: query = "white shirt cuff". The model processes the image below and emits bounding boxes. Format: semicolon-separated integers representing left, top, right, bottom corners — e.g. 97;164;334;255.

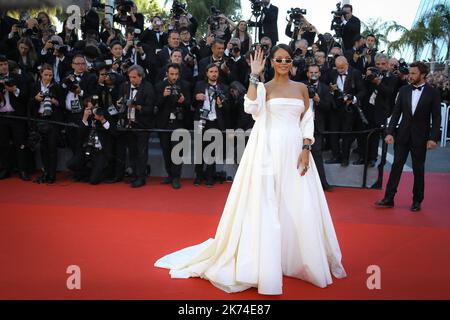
82;120;89;126
102;121;110;129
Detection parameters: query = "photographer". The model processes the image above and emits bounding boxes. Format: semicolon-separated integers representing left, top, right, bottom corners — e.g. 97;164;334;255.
62;54;97;156
0;10;18;43
317;32;341;56
157;48;193;84
356;53;397;167
365;34;378;68
156;30;188;77
303;64;333;190
340;4;361;51
229;80;253;131
285;10;317;48
81;1;100;40
179;27;199;80
290;39;314;82
29;64;63;184
232;21;252;54
198;39;230;84
116;65;155;188
326;56;367;167
67;96;115;185
155;64;191;189
123;27;154;81
140;16;168;55
58;19;79;48
248;0;279;45
344;35;367;73
113;1;144;34
0;55;30;181
225;38;247;78
40;43;71;84
100;18;123;46
194;63;230;187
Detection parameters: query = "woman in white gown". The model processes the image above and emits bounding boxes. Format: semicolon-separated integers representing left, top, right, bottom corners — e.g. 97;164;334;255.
155;44;347;295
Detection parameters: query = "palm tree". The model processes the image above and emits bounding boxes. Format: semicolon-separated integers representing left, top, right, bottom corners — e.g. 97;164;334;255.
426;3;450;61
385;20;428;61
361;18;392;47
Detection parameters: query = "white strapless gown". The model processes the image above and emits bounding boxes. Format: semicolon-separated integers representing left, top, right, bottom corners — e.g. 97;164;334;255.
155;84;347;295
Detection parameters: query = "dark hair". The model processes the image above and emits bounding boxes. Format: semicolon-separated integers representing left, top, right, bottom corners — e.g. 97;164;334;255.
212;39;225;47
410;61;429;76
269;44;293;60
0;55;8;63
343;4;353;12
110;40;123;49
72;54;86;63
353;34;364;44
307;64;320;72
40;63;53;73
166;63;181;73
178;26;190;34
205;63;219;75
170;48;183;56
152;16;162;22
366;34;376;40
168;30;179;37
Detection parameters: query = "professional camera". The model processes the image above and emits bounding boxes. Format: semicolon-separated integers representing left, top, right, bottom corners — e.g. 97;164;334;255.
208;85;227;103
394;58;409;75
62;75;80;93
84;128;101;157
249;0;265;16
117;0;134;13
121;58;134;72
207;6;222;34
330;2;345;38
251;43;269;54
365;67;386;82
307;84;318;99
288;8;307;22
40;91;53;117
171;0;187;19
167;84;182;99
0;77;17;92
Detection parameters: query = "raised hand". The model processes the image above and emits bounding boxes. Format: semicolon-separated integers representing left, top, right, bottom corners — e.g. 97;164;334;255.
250;48;266;76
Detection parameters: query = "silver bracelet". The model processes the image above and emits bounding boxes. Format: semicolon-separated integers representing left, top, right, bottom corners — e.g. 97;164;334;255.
249;73;259;85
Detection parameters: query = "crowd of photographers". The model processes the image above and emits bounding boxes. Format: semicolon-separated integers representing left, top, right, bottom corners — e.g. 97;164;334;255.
0;1;444;190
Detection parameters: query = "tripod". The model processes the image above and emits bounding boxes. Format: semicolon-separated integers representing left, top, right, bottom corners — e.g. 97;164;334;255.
248;10;263;44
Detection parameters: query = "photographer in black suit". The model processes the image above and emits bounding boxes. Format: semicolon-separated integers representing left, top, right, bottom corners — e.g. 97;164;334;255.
155;64;191;190
117;65;155;188
326;56;367;167
248;0;279;45
341;4;361;52
194;63;229;187
356;53;396;166
376;62;441;212
303;64;333;191
29;64;63;184
140;16;168;55
0;55;30;181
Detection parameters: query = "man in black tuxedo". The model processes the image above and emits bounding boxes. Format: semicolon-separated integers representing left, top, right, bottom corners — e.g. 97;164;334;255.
40;43;72;84
326;56;367;167
344;35;367;73
341;4;361;52
376;62;441;212
62;55;98;157
303;64;333;191
193;64;229;187
156;30;188;77
248;0;279;45
122;28;154;81
155;64;191;189
0;55;30;181
117;65;155;188
357;53;397;166
140;16;168;55
198;39;230;84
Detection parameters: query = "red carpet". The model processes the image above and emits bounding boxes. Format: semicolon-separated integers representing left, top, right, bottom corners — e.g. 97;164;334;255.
1;172;450;300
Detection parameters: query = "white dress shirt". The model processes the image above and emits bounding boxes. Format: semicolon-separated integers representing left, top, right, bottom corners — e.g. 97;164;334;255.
411;84;425;115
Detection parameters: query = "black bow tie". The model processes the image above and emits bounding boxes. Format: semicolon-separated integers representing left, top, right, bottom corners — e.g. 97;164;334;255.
131;86;139;91
413;85;425;91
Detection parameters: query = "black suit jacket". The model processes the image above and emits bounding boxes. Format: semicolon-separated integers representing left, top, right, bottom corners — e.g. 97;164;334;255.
118;80;155;129
154;79;191;129
302;81;333;133
363;75;397;125
328;67;367;108
193;81;230;130
0;73;29;116
140;29;168;53
249;4;279;44
198;56;230;84
342;16;361;51
387;84;441;146
28;80;64;121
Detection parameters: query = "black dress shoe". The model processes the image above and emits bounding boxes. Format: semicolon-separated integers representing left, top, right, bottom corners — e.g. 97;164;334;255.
104;177;123;184
341;159;349;167
205;178;214;188
19;171;31;181
193;177;202;186
411;202;421;212
131;179;146;188
171;178;181;189
34;174;47;184
353;158;365;165
375;198;395;208
325;157;341;164
161;177;172;185
0;169;11;180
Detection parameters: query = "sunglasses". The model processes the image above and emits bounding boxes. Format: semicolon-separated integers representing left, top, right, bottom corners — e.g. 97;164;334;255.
272;58;293;64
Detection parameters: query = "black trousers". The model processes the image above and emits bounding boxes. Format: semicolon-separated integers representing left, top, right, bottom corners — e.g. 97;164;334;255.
311;132;329;187
65;112;83;155
37;122;58;179
109;132;128;180
356;105;383;161
159;120;184;179
329;108;356;160
67;150;108;184
385;141;427;203
195;119;219;180
0;116;27;173
128;131;150;180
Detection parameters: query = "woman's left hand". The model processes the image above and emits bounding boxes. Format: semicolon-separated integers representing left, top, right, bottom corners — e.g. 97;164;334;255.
297;149;310;176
